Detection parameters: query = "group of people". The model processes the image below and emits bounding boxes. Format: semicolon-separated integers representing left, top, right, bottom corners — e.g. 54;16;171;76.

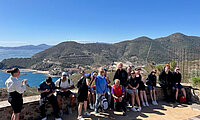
5;63;187;120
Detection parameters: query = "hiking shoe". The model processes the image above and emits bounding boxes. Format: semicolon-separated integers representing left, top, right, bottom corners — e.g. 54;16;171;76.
145;102;149;106
131;107;137;112
137;106;142;112
84;112;91;116
77;115;84;120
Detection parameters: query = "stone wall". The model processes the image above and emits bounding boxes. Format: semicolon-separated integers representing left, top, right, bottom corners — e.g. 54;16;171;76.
0;86;199;120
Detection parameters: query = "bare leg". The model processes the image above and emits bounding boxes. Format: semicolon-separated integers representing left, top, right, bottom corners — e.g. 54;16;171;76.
57;96;62;109
92;92;95;105
70;94;76;107
84;101;87;112
153;89;157;101
143;91;148;102
140;91;144;103
181;88;187;98
78;102;83;116
135;93;141;106
88;91;91;104
150;90;154;101
175;88;179;100
131;93;135;107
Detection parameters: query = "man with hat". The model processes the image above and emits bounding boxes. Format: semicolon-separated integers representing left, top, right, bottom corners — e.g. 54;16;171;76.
55;72;76;115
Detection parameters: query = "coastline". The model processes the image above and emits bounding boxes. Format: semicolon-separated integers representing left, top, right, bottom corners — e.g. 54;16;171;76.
0;69;60;78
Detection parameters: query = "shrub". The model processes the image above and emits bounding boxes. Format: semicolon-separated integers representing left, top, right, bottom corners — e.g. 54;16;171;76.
191;77;200;87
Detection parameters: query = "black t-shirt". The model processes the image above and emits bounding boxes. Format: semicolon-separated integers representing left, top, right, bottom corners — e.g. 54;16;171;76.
38;81;56;98
113;69;128;87
77;76;88;94
173;72;182;84
127;76;139;89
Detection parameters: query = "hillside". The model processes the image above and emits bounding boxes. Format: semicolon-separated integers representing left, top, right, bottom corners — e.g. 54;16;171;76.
0;33;200;74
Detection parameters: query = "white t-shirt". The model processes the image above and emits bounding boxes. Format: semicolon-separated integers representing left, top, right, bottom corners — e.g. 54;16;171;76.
55;77;74;92
5;76;26;94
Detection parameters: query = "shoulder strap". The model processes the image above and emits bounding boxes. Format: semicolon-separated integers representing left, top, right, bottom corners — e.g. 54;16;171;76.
59;78;62;88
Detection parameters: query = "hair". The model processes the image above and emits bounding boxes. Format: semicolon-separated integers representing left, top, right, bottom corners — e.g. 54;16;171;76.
46;77;52;83
117;62;123;70
114;79;120;84
80;70;85;74
99;67;104;73
93;71;98;74
6;68;19;75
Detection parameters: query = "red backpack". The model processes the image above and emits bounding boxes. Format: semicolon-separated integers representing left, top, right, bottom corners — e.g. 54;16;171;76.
180;96;186;103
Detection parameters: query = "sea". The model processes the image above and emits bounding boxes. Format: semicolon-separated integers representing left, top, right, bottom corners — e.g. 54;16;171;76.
0;49;59;88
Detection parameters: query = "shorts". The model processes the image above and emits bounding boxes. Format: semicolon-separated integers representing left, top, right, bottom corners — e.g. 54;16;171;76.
56;90;73;98
8;92;23;113
148;85;155;90
127;89;138;94
173;83;183;89
78;90;88;102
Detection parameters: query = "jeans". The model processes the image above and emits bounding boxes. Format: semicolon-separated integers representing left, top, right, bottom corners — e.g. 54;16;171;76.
39;95;60;118
94;93;102;112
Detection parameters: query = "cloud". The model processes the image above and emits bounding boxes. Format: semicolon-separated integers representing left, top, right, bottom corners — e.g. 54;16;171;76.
0;41;33;47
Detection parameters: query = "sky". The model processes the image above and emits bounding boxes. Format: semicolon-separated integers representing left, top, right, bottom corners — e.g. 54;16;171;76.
0;0;200;47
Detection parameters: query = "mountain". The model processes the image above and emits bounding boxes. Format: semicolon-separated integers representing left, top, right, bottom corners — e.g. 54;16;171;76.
0;44;52;50
0;33;200;72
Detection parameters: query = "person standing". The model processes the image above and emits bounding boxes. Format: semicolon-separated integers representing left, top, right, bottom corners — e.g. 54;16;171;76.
146;69;158;105
159;64;174;102
113;62;128;87
38;77;62;120
94;67;107;114
77;71;91;120
5;68;27;120
172;67;187;101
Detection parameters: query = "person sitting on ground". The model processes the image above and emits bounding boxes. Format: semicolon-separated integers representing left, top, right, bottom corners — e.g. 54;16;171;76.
38;77;62;120
136;68;149;107
55;72;76;115
159;64;174;103
77;70;91;120
111;79;127;116
86;71;98;110
172;66;187;102
127;71;141;112
94;67;107;114
146;69;158;105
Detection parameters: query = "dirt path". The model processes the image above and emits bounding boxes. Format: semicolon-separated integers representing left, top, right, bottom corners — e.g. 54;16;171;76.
46;101;200;120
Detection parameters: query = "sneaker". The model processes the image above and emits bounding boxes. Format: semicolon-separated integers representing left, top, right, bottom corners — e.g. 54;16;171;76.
131;107;137;112
77;116;84;120
145;102;149;106
137;106;142;112
154;101;158;105
152;101;156;105
41;117;47;120
55;118;62;120
142;102;146;107
84;112;91;116
89;104;94;110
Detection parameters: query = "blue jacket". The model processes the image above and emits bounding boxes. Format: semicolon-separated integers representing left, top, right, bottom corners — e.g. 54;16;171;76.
96;75;107;94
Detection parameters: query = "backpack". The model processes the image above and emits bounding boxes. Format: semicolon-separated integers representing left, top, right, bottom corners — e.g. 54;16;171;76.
57;78;71;89
180;96;186;103
100;95;108;110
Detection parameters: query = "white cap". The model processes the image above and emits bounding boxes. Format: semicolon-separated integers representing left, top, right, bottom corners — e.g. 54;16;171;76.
62;72;67;76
